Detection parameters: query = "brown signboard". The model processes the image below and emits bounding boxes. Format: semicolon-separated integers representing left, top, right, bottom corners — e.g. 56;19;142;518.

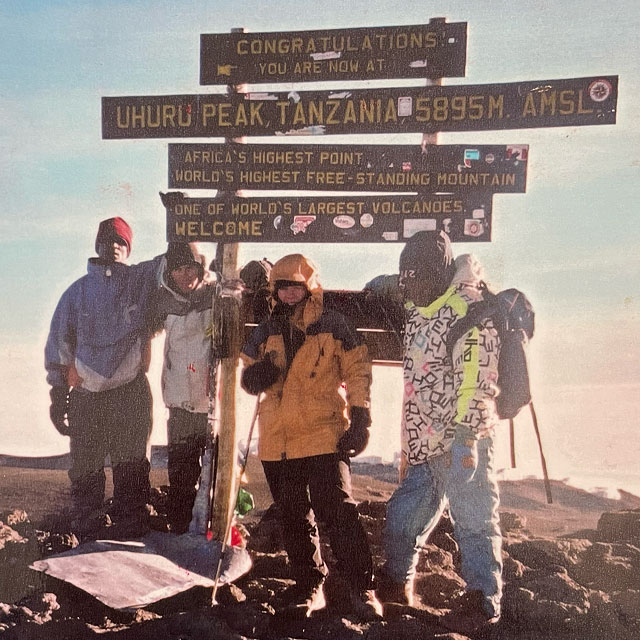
200;23;467;85
244;289;405;363
168;143;528;193
243;289;404;363
163;193;492;243
103;75;617;139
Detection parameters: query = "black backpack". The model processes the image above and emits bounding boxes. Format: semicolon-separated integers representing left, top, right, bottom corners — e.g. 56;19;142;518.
446;283;553;504
446;283;534;420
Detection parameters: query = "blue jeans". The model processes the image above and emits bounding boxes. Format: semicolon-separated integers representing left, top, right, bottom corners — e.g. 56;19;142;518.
383;436;502;617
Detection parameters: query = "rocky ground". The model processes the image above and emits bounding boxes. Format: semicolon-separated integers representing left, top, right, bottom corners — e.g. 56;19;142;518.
1;465;640;639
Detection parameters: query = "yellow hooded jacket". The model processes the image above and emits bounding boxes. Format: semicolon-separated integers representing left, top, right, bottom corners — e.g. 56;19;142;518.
240;254;371;461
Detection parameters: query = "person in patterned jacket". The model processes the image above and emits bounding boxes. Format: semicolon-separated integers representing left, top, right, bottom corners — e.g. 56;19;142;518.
377;230;503;634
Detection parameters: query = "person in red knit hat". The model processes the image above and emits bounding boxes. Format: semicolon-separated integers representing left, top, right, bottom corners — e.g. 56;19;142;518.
45;217;164;540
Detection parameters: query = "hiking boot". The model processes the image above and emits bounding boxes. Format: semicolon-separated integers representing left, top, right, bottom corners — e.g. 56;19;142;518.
345;587;384;621
439;589;500;634
71;511;112;542
108;510;150;540
149;514;170;533
375;570;414;607
275;580;326;618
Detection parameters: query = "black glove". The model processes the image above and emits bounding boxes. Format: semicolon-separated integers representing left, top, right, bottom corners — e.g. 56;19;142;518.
49;387;71;436
241;353;280;395
338;406;371;457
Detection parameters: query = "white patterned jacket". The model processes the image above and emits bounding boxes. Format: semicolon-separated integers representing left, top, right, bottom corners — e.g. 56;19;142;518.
402;255;501;465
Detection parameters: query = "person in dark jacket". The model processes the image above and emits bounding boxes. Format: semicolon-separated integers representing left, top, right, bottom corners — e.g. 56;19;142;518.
240;253;382;621
45;217;162;540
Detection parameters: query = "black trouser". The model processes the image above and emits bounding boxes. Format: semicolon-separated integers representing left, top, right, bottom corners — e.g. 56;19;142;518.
262;453;374;590
167;408;208;532
68;374;152;521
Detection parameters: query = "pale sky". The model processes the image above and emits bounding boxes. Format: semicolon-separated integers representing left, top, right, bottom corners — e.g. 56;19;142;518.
1;0;639;493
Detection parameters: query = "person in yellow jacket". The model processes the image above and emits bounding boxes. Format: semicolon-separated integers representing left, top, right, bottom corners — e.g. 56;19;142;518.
240;253;382;620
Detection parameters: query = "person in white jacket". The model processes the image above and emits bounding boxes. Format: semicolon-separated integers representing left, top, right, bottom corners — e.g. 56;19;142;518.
152;242;217;534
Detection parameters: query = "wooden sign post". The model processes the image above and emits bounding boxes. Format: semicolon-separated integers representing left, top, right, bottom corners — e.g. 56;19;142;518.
211;242;241;543
209;29;246;547
101;15;618;548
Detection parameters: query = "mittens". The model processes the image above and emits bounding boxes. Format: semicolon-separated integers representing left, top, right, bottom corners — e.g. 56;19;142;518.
241;353;280;395
338;406;371;457
49;387;71;436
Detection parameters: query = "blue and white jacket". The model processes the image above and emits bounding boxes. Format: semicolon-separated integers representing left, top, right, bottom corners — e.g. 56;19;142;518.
45;257;163;393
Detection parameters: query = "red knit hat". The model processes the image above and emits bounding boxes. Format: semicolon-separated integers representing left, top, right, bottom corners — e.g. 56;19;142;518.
95;217;133;256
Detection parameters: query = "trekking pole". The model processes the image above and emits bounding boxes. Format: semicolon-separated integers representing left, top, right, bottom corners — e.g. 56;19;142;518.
240;394;261;478
205;433;220;537
509;418;517;468
211;393;261;604
529;402;553;504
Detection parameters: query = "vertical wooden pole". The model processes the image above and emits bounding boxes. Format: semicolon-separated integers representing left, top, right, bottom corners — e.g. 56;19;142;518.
400;17;446;485
210;244;240;542
421;17;445;149
210;27;247;543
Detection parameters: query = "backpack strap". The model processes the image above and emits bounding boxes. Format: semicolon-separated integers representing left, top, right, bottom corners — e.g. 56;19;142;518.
445;281;497;358
509;405;552;504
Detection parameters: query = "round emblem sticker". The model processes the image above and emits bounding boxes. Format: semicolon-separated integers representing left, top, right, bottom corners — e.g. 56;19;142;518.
588;79;612;102
334;215;355;229
360;213;374;228
485;153;495;164
464;219;484;237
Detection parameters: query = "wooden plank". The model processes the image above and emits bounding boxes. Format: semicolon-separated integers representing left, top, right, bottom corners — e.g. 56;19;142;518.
168;142;528;193
102;76;618;139
200;22;467;84
210;244;241;542
243;289;404;364
163;193;493;243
